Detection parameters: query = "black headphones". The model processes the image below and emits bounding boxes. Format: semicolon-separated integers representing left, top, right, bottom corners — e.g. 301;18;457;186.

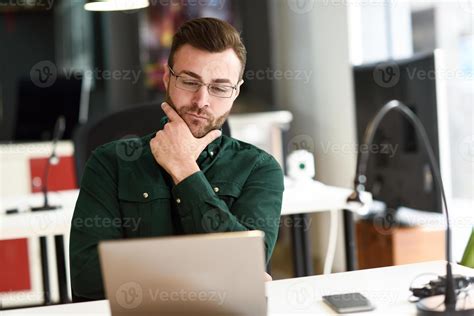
409;275;474;301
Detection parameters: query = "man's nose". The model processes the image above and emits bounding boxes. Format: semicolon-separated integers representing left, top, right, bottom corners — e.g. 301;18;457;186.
192;85;211;109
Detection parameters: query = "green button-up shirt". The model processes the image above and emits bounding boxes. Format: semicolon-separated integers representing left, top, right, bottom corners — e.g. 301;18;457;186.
69;116;284;301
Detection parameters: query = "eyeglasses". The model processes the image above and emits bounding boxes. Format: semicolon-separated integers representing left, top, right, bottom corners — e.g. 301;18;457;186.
168;66;238;98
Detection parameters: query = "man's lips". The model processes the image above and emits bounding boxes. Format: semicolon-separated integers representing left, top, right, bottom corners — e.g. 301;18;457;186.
186;113;208;120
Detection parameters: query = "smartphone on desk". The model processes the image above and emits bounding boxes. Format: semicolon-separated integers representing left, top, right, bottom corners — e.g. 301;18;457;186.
322;292;375;313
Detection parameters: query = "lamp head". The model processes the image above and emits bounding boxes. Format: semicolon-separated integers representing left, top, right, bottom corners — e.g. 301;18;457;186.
346;175;370;215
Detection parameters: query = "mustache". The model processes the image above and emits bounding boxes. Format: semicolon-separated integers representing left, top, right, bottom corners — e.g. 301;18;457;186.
165;89;212;120
181;106;211;119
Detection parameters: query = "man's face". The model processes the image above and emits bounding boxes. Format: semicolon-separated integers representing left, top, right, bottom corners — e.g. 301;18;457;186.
163;44;243;138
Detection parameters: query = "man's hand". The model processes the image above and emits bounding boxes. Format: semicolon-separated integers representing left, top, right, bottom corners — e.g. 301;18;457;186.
264;272;273;282
150;103;222;184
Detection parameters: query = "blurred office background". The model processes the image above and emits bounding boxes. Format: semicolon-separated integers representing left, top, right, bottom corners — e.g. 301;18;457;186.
0;0;472;308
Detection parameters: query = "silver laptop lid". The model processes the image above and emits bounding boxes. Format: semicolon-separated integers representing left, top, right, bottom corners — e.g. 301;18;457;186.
99;230;267;316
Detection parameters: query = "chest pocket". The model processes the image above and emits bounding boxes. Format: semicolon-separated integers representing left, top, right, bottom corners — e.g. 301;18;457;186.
118;187;173;238
210;181;242;210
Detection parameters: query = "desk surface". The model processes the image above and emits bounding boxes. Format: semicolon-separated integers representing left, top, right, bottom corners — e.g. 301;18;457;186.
3;261;473;315
0;180;370;240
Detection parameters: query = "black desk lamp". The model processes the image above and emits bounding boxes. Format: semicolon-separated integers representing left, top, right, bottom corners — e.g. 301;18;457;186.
31;116;65;212
347;100;473;315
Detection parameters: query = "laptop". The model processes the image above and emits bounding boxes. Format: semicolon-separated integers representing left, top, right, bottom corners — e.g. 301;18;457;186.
98;230;268;316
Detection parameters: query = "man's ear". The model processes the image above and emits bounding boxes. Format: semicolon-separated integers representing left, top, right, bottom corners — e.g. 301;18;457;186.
163;63;170;90
234;79;244;99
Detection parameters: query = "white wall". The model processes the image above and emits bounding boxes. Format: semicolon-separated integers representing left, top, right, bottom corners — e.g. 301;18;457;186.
348;1;413;65
269;0;357;273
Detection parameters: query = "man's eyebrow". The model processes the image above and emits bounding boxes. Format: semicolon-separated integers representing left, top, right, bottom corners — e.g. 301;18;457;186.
180;70;233;84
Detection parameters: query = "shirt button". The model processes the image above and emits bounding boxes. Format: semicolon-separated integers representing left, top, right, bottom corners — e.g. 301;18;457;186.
210;151;214;157
176;198;181;204
143;192;149;199
214;187;219;193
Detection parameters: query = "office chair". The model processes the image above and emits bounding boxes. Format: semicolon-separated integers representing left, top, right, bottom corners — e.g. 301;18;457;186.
73;102;231;186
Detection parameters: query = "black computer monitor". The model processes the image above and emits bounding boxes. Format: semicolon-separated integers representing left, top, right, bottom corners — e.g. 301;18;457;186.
14;75;84;141
353;51;443;213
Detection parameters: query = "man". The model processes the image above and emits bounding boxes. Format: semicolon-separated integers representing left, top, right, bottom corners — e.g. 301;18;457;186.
70;17;284;302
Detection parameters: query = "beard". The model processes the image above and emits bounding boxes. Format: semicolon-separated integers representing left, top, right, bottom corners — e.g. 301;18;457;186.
165;88;230;138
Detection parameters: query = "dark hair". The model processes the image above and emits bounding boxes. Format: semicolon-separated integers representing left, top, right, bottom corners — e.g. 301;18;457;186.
168;17;247;79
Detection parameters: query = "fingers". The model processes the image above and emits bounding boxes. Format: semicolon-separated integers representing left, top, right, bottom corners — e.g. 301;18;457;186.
199;129;222;147
264;272;273;282
161;102;183;123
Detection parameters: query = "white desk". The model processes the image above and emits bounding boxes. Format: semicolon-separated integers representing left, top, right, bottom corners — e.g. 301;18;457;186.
0;180;369;240
3;261;473;315
0;141;74;198
0;191;79;240
0;180;367;292
0;180;366;307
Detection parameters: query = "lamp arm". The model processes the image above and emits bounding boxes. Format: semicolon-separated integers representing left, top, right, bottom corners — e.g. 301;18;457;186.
354;99;451;263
